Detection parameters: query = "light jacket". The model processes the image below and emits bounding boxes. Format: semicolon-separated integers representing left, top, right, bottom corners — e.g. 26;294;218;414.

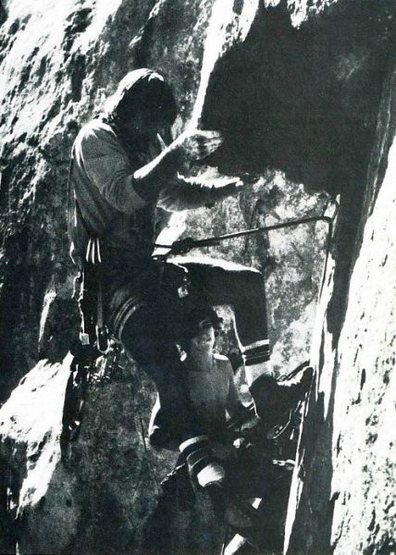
69;119;229;263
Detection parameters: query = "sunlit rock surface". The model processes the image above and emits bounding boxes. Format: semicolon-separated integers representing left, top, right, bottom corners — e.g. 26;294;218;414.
0;0;326;402
285;51;396;554
0;355;179;554
0;1;218;553
1;0;395;553
0;0;216;400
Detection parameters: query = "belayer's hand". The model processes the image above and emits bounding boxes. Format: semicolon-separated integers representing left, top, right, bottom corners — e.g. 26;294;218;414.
176;129;223;161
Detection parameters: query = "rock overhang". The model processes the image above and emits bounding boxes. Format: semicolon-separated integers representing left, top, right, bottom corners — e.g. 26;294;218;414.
196;0;395;194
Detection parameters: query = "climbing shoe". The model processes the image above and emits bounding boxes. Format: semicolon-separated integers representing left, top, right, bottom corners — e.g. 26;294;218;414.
249;365;313;422
204;483;262;548
223;495;268;549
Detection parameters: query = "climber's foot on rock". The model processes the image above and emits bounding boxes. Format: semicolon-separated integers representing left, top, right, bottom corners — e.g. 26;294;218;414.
224;497;263;548
249;365;313;422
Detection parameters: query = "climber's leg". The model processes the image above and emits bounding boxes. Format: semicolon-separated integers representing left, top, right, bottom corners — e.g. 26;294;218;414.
102;255;203;447
174;256;312;420
119;303;202;448
173;256;272;382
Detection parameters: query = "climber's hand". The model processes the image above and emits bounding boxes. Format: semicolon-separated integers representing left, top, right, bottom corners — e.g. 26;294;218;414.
175;130;223;161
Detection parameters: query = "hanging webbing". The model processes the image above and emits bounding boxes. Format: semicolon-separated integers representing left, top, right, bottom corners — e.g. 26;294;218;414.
155;214;333;256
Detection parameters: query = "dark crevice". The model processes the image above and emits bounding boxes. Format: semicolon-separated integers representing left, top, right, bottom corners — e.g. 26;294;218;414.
0;1;7;27
366;51;396;218
327;175;367;347
70;53;86;102
131;5;158;68
8;19;19;36
0;455;16;554
360;368;366;390
201;1;394;196
233;0;244;16
0;166;11;210
18;64;32;92
286;344;340;553
36;55;48;81
63;7;93;55
0;222;54;402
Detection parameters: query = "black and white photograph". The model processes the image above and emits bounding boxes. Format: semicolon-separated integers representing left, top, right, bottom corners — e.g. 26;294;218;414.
0;1;395;554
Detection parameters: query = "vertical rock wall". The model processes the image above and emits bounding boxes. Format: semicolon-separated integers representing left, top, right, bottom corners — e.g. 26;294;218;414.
1;0;395;553
0;0;215;401
0;2;217;553
0;0;330;402
193;1;396;553
285;51;396;555
0;0;328;551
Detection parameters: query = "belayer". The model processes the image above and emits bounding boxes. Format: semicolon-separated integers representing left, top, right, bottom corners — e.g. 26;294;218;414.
146;308;308;552
68;68;312;534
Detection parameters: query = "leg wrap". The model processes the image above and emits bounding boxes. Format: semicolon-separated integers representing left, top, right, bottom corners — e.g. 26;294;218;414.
241;339;271;367
180;436;226;489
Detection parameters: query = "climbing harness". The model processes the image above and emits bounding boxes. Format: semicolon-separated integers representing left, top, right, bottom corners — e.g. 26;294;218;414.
61;240;112;459
62;151;112;457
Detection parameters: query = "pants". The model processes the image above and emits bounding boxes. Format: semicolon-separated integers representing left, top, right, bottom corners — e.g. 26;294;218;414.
105;255;270;446
173;256;268;351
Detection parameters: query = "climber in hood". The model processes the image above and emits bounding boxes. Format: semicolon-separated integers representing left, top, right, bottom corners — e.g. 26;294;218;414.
69;68;312;516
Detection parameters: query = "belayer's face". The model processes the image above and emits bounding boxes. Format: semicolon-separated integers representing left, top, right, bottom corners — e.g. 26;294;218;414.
189;321;216;355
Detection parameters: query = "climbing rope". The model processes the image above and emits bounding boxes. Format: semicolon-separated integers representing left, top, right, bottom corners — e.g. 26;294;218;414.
155;199;339;305
155;214;334;256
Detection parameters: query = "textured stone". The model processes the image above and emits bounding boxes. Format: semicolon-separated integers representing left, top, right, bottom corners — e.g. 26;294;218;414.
285;25;396;555
0;0;331;401
0;0;216;399
2;0;394;553
0;354;179;554
0;2;218;552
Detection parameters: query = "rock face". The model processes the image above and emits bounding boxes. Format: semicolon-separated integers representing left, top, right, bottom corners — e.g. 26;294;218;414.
0;1;220;553
0;354;178;554
0;0;323;399
0;0;216;402
1;0;395;554
284;36;396;555
192;3;396;551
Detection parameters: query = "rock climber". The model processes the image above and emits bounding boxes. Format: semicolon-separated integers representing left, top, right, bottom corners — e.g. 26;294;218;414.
69;68;312;521
146;307;309;551
147;306;249;450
